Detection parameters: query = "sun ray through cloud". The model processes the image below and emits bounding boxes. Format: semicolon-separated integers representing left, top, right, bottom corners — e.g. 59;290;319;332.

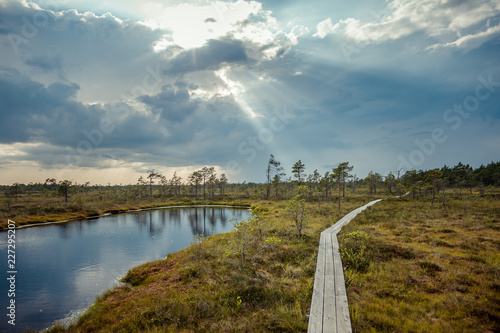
0;0;498;184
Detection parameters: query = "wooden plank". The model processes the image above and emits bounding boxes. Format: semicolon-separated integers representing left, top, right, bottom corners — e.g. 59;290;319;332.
331;234;339;251
336;295;352;333
308;233;327;333
333;252;346;297
324;225;337;234
323;233;336;332
331;200;384;236
307;199;383;332
333;236;352;333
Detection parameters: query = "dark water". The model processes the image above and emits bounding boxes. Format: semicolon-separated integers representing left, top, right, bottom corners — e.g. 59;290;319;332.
0;207;249;332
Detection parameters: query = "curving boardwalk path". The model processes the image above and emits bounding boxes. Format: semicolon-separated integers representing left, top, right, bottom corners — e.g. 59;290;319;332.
308;199;383;333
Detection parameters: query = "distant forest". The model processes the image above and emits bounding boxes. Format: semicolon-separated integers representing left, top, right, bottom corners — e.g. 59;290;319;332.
1;161;499;200
403;161;500;187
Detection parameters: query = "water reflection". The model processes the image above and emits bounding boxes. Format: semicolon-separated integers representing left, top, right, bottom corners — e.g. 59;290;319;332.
185;208;237;236
58;223;70;239
0;207;249;332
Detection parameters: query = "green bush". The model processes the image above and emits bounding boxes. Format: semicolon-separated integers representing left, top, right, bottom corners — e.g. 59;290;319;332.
340;231;371;273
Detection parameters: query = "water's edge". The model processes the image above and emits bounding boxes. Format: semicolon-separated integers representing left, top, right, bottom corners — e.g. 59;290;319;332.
33;205;251;331
9;204;251;231
46;276;130;331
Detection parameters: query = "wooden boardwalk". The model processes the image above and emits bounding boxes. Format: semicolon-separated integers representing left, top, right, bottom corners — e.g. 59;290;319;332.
308;199;383;333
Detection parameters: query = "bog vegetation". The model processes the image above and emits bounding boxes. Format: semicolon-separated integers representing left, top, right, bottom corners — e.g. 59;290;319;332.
2;158;499;332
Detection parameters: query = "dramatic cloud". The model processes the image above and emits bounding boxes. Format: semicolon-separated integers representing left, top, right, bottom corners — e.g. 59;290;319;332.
1;0;167;103
316;0;500;51
165;38;249;75
0;67;102;144
0;0;499;184
428;24;500;51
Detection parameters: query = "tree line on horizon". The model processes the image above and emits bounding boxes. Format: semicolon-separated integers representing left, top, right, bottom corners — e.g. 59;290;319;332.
2;159;499;203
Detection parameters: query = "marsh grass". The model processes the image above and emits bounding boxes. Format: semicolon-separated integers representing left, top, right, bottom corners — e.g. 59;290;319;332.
339;189;500;333
35;187;500;332
43;194;373;332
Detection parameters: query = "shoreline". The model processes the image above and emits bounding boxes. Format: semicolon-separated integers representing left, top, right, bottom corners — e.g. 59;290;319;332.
7;204;251;231
19;204;252;332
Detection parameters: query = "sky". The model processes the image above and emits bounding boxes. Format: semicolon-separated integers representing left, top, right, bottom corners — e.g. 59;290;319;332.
0;0;499;185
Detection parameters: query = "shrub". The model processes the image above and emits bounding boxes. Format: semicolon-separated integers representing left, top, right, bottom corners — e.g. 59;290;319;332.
340;231;371;273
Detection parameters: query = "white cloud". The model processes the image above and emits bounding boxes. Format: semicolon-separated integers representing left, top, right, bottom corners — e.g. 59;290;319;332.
141;0;300;60
288;25;309;45
142;0;261;49
316;0;500;50
141;0;264;49
0;1;168;104
428;23;500;51
1;0;498;185
313;18;335;39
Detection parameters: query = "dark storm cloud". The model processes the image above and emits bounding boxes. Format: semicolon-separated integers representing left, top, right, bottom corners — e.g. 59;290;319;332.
0;64;255;169
0;67;102;144
137;85;199;123
24;55;64;72
0;0;168;102
166;38;249;74
0;0;499;182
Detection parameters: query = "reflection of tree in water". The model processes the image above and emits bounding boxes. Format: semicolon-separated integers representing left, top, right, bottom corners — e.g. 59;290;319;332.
208;208;217;228
148;211;167;238
58;219;98;239
75;219;88;236
166;209;181;227
188;209;203;236
129;207;248;239
220;209;227;227
134;211;166;238
57;222;70;239
188;208;227;237
135;212;148;228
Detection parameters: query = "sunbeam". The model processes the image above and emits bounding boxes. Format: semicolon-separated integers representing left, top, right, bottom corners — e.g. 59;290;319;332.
216;67;261;119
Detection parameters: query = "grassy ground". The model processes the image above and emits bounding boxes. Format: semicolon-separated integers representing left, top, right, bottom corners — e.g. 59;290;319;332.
25;187;500;332
46;194;374;333
339;189;500;332
0;189;250;230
